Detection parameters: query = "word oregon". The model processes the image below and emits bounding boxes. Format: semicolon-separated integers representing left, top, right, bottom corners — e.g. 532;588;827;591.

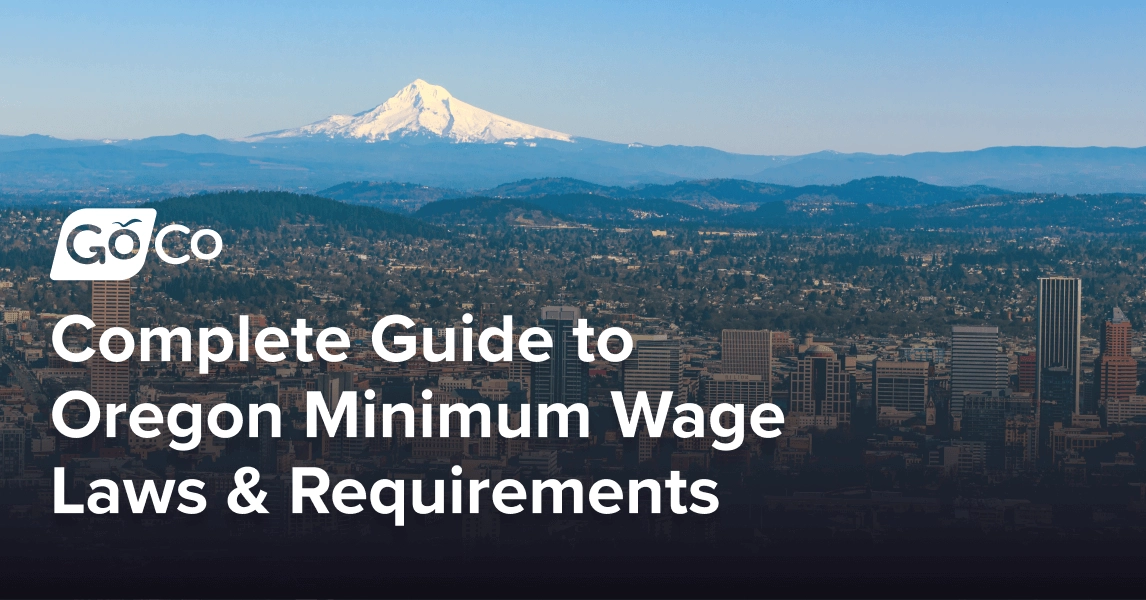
51;388;785;453
52;313;636;374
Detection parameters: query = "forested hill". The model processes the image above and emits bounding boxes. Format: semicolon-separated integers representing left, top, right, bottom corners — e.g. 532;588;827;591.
316;181;461;212
17;186;1146;235
633;176;1010;208
142;191;442;238
321;175;1011;212
413;191;1146;231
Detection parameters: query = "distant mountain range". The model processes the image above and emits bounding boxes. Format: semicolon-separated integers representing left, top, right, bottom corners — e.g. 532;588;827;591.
320;176;1010;212
2;79;1146;195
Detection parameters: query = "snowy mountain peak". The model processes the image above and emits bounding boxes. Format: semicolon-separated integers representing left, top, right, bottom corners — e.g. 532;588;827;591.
245;79;572;144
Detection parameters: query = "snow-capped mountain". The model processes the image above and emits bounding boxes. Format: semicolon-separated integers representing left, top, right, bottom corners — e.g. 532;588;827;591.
245;79;573;144
4;79;1146;193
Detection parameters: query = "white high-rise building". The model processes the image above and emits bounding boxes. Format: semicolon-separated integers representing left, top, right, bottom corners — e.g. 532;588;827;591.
701;373;769;410
950;325;1009;418
622;335;682;463
622;336;682;409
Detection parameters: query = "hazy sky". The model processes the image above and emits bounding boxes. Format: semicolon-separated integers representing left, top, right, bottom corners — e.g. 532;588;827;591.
2;1;1144;155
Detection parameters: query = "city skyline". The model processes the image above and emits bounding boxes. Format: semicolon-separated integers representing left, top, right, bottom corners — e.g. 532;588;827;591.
5;203;1146;595
5;2;1146;596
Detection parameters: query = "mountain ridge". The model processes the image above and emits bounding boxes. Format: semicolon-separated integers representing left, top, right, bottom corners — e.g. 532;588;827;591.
414;189;1146;232
319;176;1013;212
3;79;1146;193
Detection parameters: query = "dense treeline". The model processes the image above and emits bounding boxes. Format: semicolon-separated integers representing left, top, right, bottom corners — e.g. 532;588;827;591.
416;189;1146;232
144;191;442;238
416;194;706;225
326;175;1008;211
414;197;562;224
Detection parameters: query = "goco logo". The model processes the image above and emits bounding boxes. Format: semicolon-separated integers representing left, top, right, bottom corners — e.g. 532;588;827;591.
50;208;222;281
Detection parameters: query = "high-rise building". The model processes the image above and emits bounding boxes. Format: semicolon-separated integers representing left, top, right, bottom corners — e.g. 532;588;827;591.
960;390;1037;476
873;361;931;414
531;306;586;407
1017;353;1036;393
789;345;850;426
622;335;681;462
1096;307;1137;409
1040;366;1077;440
507;334;532;398
315;371;355;409
1036;276;1082;415
315;371;359;460
950;326;1008;393
90;280;131;409
950;325;1009;418
622;335;682;410
721;329;772;379
701;373;769;410
0;427;24;477
226;382;280;473
771;331;795;357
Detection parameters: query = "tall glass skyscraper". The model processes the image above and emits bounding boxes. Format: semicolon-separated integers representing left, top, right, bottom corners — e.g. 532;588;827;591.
530;306;586;407
1036;276;1082;416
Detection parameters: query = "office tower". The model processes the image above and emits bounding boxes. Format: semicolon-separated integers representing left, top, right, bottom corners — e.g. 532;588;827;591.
226;383;280;473
701;373;769;410
1040;366;1076;426
622;335;682;409
1106;395;1146;425
1096;307;1137;408
531;306;586;407
1017;353;1036;393
315;372;359;460
789;345;850;425
872;361;931;414
722;329;772;379
961;390;1037;476
0;427;24;477
507;334;532;398
950;325;1009;419
622;335;681;462
315;371;355;409
90;281;131;409
951;325;1009;393
1036;276;1082;415
771;331;795;357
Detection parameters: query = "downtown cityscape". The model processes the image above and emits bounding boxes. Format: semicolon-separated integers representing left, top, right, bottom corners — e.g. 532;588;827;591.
3;199;1146;560
4;2;1146;595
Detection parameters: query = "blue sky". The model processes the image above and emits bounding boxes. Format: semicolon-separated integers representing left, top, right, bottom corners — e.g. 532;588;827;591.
1;1;1144;155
